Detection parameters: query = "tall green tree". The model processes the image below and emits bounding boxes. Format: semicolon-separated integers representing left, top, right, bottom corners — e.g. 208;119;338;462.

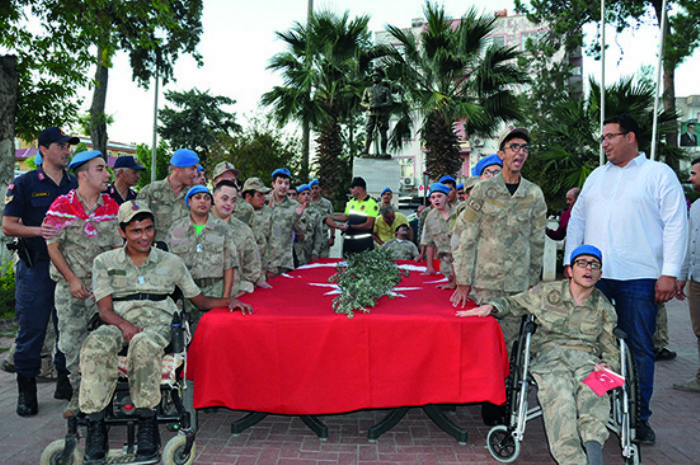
522;76;685;211
515;0;700;151
135;141;170;187
157;88;241;165
262;9;374;204
382;2;528;180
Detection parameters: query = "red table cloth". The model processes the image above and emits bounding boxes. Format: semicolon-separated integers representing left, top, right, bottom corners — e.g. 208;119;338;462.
187;259;509;414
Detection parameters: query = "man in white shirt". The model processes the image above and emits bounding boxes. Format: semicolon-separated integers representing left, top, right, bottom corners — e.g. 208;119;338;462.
564;113;688;445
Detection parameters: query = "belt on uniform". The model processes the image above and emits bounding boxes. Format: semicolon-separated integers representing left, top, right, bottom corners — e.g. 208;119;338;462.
343;233;372;240
194;277;222;288
112;293;169;302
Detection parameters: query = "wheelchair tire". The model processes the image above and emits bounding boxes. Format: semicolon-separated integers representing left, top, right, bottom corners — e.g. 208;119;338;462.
487;425;521;463
623;346;642;440
162;433;196;465
40;439;84;465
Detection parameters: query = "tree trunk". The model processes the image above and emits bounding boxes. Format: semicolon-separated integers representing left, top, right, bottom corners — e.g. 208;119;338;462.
302;119;310;180
0;55;18;228
90;43;109;156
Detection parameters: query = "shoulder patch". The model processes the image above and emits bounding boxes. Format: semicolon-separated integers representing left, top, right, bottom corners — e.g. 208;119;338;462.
467;199;482;212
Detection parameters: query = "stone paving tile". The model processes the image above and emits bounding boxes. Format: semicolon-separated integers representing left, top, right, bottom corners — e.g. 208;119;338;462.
1;298;699;464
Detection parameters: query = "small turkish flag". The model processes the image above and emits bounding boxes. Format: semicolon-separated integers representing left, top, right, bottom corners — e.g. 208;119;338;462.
582;368;625;396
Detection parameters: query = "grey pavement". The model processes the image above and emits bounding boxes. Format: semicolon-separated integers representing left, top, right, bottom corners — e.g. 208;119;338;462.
1;294;698;464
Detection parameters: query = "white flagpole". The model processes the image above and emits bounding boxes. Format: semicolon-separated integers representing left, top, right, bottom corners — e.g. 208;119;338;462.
599;0;606;166
650;0;669;161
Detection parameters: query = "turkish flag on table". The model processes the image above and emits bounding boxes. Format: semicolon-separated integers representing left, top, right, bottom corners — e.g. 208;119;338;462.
187;259;509;414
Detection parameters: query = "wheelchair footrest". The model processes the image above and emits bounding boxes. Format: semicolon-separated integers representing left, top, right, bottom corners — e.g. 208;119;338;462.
104;451;161;464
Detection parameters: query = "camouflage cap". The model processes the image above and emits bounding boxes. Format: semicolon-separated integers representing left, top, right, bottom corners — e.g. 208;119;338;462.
118;200;153;224
213;161;241;179
242;177;272;193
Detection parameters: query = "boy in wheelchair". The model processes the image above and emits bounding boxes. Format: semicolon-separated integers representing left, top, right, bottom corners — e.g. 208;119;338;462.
79;200;252;464
457;245;619;465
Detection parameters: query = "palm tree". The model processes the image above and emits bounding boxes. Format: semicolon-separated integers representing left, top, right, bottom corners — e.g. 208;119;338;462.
382;2;527;180
262;10;372;205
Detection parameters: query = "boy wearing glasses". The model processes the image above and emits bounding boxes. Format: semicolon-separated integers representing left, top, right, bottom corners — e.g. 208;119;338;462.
457;245;619;465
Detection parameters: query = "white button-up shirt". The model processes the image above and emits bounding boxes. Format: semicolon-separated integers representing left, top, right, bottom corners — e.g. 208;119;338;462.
565;153;687;280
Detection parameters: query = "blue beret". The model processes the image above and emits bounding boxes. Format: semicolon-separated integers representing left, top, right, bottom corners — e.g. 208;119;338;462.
381;187;392;196
185;185;212;208
297;184;311;193
34;153;43;165
429;183;450;196
309;179;319;187
197;165;205;172
570;245;603;265
170;149;199;168
272;168;291;180
439;175;456;185
456;183;464;190
69;150;103;170
472;154;503;177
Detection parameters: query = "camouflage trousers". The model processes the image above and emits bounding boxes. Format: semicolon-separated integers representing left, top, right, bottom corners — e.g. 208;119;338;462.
471;287;522;348
653;302;668;349
79;312;170;415
55;279;97;389
531;349;610;465
186;278;223;335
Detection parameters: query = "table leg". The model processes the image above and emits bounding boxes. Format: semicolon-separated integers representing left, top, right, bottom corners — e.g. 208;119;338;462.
422;405;468;445
367;407;410;441
231;411;268;435
300;415;329;440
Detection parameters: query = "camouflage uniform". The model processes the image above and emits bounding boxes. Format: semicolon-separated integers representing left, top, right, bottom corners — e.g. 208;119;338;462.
79;246;200;414
381;239;419;260
308;197;334;257
137;179;189;242
452;175;546;343
222;216;262;294
233;199;256;229
420;205;456;278
267;196;301;275
416;206;432;246
47;191;122;404
251;205;273;277
165;215;238;331
293;207;324;266
488;280;619;465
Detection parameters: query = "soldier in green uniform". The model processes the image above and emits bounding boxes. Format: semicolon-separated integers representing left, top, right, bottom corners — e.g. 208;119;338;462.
212;160;256;228
165;185;238;332
243;177;274;280
308;179;335;257
293;184;325;266
457;245;619;465
79;201;251;464
381;224;419;260
420;183;456;284
45;151;122;416
266;168;305;280
137;148;199;242
212;180;267;294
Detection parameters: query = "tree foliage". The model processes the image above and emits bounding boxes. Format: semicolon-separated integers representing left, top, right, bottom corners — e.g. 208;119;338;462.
157;88;241;164
207;115;302;185
381;1;528;181
135;141;170;187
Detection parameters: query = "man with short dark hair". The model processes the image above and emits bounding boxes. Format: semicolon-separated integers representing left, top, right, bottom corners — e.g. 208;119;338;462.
266;168;305;280
565;113;688;443
79;201;251;464
107;156;145;205
308;179;335;257
137;148;199;242
546;187;580;241
381;223;419;260
329;177;379;256
243;177;273;276
3;126;79;416
681;122;697;147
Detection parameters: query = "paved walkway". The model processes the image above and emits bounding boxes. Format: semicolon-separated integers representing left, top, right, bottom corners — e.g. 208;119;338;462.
1;295;698;464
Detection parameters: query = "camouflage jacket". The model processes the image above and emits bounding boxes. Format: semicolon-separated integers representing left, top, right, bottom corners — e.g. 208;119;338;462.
137;178;189;242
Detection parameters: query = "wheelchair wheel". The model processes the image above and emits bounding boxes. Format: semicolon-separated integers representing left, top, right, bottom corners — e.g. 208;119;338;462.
40;439;83;465
162;433;196;465
623;347;641;438
487;425;521;463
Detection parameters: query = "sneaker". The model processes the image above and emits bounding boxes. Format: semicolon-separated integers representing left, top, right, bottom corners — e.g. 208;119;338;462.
653;347;677;361
636;420;656;445
673;378;700;393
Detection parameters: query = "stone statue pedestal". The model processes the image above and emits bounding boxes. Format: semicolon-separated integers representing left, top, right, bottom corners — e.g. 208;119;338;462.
353;157;400;199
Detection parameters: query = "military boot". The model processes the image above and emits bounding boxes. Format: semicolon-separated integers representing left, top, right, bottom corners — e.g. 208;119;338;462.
84;410;108;464
54;369;73;400
136;408;161;461
16;374;38;417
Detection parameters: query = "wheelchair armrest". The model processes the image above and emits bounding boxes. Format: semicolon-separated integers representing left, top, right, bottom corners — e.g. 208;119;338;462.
613;327;627;340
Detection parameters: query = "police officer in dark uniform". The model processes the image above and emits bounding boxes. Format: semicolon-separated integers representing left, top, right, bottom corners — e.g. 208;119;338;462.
3;127;79;416
107;155;145;205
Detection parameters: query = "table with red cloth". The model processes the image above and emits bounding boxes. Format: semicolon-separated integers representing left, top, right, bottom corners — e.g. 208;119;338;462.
187;259;509;442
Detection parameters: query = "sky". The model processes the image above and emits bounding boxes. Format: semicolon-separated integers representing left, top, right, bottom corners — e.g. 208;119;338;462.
90;0;700;146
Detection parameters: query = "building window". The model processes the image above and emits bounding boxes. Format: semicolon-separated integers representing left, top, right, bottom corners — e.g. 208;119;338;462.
480;35;506;56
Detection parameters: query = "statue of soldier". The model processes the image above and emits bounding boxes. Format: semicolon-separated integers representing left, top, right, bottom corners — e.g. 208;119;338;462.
361;69;392;156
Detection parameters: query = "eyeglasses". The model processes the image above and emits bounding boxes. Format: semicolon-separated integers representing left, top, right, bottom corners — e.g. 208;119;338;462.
482;168;502;178
573;259;601;270
506;143;530;153
598;132;629;144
